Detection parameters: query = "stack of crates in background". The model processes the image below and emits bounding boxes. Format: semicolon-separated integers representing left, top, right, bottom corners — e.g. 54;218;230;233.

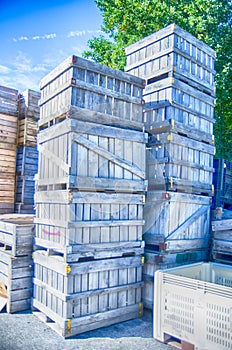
0;85;19;214
125;23;215;309
33;55;147;337
211;210;232;265
0;214;34;313
15;89;40;214
213;158;232;209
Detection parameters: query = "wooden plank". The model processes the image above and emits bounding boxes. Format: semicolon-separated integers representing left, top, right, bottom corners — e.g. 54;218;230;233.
212;219;232;231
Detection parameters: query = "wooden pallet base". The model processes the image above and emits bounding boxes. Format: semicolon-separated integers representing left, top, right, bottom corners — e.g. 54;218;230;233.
162;334;195;350
34;241;144;262
147;182;213;196
145;119;214;145
33;302;143;338
212;252;232;265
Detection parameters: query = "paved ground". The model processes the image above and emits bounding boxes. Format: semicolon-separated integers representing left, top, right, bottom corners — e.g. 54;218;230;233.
0;309;176;350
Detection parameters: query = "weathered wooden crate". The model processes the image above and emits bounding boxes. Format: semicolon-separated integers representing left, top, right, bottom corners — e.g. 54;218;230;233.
34;190;144;260
147;132;215;195
143;191;211;252
0;113;18;213
37;118;147;193
211;218;232;264
0;214;34;256
33;250;143;337
0;174;15;204
0;112;18;145
16;146;38;176
39;55;145;130
143;104;214;143
125;23;215;93
17;118;38;147
0;85;18;116
142;249;208;310
143;76;215;120
0;248;33;313
154;262;232;350
18;89;40;119
15;175;36;205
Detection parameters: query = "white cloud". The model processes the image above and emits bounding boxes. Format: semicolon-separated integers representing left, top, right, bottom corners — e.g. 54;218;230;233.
13;36;29;42
0;51;56;92
13;33;57;42
67;29;103;38
32;34;57;40
0;65;11;74
67;30;86;38
44;33;56;39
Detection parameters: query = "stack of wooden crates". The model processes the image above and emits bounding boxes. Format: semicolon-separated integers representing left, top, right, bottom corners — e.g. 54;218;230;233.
0;85;19;214
0;213;34;313
15;89;40;214
125;23;216;309
33;55;147;337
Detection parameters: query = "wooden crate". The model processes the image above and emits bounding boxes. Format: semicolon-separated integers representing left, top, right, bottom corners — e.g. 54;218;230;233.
0;248;33;313
147;132;215;195
18;89;40;119
16;146;38;176
143;104;214;142
18;89;40;147
0;112;18;145
39;55;145;130
0;174;15;203
0;113;18;212
0;85;18;116
15;175;36;205
211;218;232;264
32;250;143;337
142;249;208;310
34;190;144;259
17;118;38;147
143;191;211;252
37;118;147;193
143;77;215;120
0;214;34;256
125;23;215;93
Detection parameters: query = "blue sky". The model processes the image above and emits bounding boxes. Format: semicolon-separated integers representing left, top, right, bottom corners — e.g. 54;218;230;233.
0;0;103;92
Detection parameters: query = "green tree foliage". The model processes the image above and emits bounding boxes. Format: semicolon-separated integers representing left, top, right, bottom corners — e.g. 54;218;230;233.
83;0;232;160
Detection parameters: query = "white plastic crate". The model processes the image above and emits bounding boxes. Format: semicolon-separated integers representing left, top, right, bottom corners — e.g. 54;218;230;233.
154;262;232;349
